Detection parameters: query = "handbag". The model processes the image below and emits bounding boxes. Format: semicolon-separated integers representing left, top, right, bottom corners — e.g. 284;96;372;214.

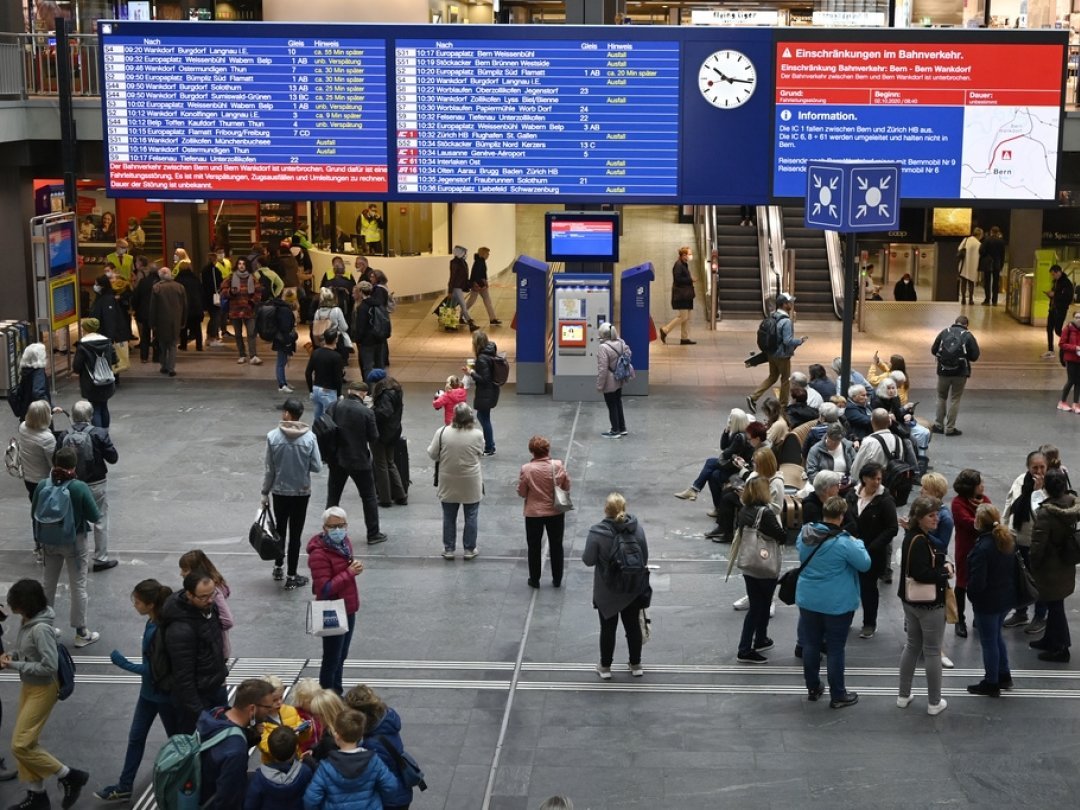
735;507;782;579
1015;549;1040;606
904;535;939;604
944;586;959;624
111;341;130;373
777;529;836;605
639;608;651;643
306;598;348;637
248;505;284;561
433;427;445;486
551;459;573;513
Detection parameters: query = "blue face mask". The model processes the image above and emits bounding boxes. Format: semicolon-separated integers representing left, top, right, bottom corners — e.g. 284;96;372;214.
327;527;347;543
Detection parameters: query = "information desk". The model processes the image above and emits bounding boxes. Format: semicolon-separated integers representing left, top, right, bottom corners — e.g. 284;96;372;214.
308;248;449;299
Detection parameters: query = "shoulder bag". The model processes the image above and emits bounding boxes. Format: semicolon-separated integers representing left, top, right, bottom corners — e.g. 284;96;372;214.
433;427;446;486
1015;549;1040;607
248;505;284;561
734;506;782;580
550;459;573;513
904;535;939;604
777;530;835;605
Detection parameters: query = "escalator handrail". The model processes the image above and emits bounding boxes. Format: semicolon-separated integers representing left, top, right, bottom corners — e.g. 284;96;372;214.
761;205;783;314
824;230;845;319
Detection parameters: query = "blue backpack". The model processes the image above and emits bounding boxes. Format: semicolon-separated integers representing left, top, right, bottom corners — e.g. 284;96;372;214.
612;347;635;383
56;642;75;701
33;480;77;546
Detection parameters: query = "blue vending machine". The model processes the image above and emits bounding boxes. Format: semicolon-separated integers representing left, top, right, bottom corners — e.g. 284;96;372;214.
552;273;612;402
513;256;550;395
619;262;653;396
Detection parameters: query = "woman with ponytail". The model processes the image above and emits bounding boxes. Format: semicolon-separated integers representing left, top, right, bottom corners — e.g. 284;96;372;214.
965;505;1017;697
95;579;177;802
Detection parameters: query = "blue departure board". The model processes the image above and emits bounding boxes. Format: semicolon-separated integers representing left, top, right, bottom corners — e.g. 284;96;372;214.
393;38;680;197
99;22;389;196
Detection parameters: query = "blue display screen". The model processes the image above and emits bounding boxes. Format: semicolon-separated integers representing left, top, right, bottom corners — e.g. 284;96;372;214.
46;221;77;278
546;214;619;262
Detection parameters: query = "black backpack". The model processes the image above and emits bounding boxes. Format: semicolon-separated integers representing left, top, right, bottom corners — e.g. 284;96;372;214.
255;302;279;342
756;314;779;354
7;370;32;420
873;434;915;506
605;525;648;594
936;327;967;373
491;354;510;386
368;305;391;341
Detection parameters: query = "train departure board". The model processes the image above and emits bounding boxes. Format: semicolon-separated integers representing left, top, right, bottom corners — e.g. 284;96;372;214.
393;38;680;197
100;22;388;195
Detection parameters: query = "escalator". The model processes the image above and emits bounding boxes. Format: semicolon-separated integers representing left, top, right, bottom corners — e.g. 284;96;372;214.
780;205;838;318
712;205;766;319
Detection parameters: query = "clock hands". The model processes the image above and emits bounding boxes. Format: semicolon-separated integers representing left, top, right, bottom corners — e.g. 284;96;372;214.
708;66;752;85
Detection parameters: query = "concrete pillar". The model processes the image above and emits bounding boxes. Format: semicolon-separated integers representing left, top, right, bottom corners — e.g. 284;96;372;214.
1009;208;1044;271
564;0;617;24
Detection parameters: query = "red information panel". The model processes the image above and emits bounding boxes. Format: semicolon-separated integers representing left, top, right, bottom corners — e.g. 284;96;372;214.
107;162;388;193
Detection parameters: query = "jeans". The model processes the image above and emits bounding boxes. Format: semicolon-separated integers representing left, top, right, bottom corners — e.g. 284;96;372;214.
117;697;179;790
272;493;310;576
450;287;473;322
738;576;777;654
319;612;356;694
899;602;945;704
442;501;479;551
598;595;646;668
325;465;381;538
800;609;854;699
42;533;90;630
92;400;111;430
858;569;880;628
934;375;967;432
311;386;338;424
603;389;626;433
1015;545;1047;620
972;610;1010;684
372;442;406;504
87;479;109;562
232;317;257;358
276;350;289;387
1062;362;1080;404
476;408;495;453
752;356;793;407
136;320;155;361
1044;599;1071;651
524;514;565;584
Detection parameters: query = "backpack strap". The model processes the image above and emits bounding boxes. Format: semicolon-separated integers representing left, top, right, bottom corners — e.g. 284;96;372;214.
376;734;406;773
199;725;246;753
872;433;900;462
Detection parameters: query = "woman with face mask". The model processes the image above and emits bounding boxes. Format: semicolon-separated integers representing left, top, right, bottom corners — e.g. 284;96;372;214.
1057;310;1080;413
307;507;363;694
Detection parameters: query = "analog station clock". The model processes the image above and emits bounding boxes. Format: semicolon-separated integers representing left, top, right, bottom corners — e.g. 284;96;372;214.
698;49;757;109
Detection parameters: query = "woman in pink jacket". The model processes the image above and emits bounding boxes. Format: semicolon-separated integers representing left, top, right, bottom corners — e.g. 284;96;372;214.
307;507;363;694
517;435;571;589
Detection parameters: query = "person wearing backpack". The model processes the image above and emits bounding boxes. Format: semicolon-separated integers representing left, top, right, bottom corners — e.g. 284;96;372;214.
465;330;500;456
747;293;807;412
149;267;188;378
18;401;57;500
595;322;630;438
930;315;980;436
32;446;102;649
196;679;277;809
353;280;391;384
71;318;117;430
303;709;397;810
346;684;416;810
0;578;90;810
367;370;408;508
94;579;178;802
60;400;119;573
582;492;651;680
270;292;300;394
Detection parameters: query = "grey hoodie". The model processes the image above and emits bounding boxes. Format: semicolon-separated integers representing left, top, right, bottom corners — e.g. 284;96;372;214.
262;420;322;497
8;606;59;686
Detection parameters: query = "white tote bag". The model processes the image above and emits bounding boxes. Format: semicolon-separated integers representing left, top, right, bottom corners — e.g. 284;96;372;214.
306;599;348;637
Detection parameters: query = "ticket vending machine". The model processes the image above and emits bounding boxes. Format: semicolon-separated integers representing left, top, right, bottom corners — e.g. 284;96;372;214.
552;273;612;402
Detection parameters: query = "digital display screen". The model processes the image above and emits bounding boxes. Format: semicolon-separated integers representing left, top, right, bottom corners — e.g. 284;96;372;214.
772;37;1065;202
546;213;619;262
46;220;77;278
394;38;679;198
99;23;389;197
559;322;585;346
49;274;79;329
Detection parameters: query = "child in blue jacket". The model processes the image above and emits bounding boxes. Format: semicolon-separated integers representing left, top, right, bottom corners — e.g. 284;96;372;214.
246;726;314;810
304;710;397;810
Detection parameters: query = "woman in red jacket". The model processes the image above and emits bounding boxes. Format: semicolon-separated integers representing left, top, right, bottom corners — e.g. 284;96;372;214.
1058;310;1080;413
307;507;363;694
950;468;990;640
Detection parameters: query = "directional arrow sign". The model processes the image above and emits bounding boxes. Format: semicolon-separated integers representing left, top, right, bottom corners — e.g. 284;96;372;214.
804;163;844;229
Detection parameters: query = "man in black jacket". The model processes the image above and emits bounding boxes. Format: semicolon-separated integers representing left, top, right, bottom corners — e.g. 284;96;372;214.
325;380;387;544
162;572;228;734
1044;264;1074;358
130;257;160;362
930;315;980;436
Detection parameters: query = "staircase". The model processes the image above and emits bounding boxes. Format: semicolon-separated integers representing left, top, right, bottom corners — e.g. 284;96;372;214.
712;205;764;319
140;211;164;264
781;205;836;318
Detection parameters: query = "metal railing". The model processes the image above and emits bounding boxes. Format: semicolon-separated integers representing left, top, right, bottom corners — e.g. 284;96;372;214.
8;32;101;98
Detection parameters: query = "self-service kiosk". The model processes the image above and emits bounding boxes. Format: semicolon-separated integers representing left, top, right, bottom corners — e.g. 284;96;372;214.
552;273;612;402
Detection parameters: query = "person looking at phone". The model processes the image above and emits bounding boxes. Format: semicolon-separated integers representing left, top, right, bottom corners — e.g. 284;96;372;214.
257;673;316;764
307;507;364;694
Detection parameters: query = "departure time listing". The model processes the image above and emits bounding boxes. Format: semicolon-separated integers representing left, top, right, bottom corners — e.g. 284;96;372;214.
393;38;680;196
101;30;389;194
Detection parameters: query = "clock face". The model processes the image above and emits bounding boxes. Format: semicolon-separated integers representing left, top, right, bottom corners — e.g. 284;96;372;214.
698;49;757;109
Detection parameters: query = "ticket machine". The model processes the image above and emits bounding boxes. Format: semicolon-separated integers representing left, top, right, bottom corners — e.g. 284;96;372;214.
552;273;612;402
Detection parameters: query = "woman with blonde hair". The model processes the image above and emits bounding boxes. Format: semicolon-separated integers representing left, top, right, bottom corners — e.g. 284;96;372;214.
966;504;1017;696
582;493;651;680
345;684;415;809
17;400;55;499
306;689;347;761
289;678;326;757
734;477;786;664
517;435;571;588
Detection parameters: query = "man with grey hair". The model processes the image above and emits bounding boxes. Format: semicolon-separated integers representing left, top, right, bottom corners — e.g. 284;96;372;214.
150;265;187;377
791;370;822;408
60;399;119;572
850;408;914;481
801;401;841;458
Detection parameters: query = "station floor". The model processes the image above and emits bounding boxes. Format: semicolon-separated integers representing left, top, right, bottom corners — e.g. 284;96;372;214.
2;209;1078;809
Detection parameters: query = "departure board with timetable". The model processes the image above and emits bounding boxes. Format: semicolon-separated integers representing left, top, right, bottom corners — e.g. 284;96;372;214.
393;39;680;197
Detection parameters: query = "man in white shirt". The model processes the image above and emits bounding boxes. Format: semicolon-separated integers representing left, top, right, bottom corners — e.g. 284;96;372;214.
849;409;915;481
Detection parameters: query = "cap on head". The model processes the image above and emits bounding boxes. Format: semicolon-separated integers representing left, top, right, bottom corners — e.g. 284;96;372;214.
366;368;387;385
281;398;304;419
776;293;796;307
453;245;468;259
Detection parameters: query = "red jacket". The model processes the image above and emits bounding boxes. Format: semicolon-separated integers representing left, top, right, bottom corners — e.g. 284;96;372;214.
306;534;359;615
1060;321;1080;364
951;494;990;588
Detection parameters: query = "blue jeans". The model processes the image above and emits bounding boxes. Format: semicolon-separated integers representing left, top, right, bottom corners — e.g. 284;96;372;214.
475;408;494;453
800;609;854;699
311;386;337;424
276;350;289;387
972;610;1010;684
92;400;110;430
319;612;356;695
442;501;479;551
118;696;179;790
738;575;776;654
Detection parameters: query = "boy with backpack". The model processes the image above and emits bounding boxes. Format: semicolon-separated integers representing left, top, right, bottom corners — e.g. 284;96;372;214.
59;399;119;573
747;293;808;412
303;709;398;810
930;315;980;436
31;446;102;648
245;726;314;810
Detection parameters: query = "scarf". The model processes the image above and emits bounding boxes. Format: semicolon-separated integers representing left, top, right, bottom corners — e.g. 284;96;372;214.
51;467;77;485
230;271;255;295
322;531;352;560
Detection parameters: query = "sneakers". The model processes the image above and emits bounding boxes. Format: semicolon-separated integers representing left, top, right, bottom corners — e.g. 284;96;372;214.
94;785;132;801
941;654;954;669
1003;610;1028;628
706;508;718;518
966;680;1001;697
482;449;497;457
284;575;309;591
237;356;247;364
927;699;948;716
1058;401;1072;411
732;595;749;611
463;548;479;560
59;768;89;809
250;356;263;365
896;694;914;708
11;792;50;810
737;650;768;664
629;663;643;678
367;533;388;545
659;327;668;344
1025;618;1047;635
1074;403;1080;415
442;550;455;560
601;430;620;438
807;683;825;702
858;625;875;639
745;395;758;414
272;566;284;581
619;430;629;437
1044;351;1057;359
830;692;859;709
73;629;100;648
92;559;118;572
279;384;294;393
753;638;774;652
208;339;224;347
674;487;698;500
596;664;612;680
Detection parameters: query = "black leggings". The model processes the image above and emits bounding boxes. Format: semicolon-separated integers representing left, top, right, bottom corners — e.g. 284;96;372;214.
954;586;967;625
1063;362;1080;404
272;494;310;576
524;514;565;584
598;594;647;668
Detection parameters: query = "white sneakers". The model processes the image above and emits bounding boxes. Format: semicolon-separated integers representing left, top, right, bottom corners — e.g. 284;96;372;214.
896;694;914;709
237;357;247;364
927;699;948;716
74;629;100;648
279;385;294;393
250;356;263;365
596;665;612;680
941;654;954;669
732;596;775;617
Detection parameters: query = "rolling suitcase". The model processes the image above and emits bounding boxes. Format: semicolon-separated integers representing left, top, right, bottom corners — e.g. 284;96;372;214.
394;435;411;494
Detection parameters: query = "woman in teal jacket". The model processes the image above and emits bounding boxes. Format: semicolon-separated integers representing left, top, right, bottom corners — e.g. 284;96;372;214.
95;579;178;802
796;496;871;709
